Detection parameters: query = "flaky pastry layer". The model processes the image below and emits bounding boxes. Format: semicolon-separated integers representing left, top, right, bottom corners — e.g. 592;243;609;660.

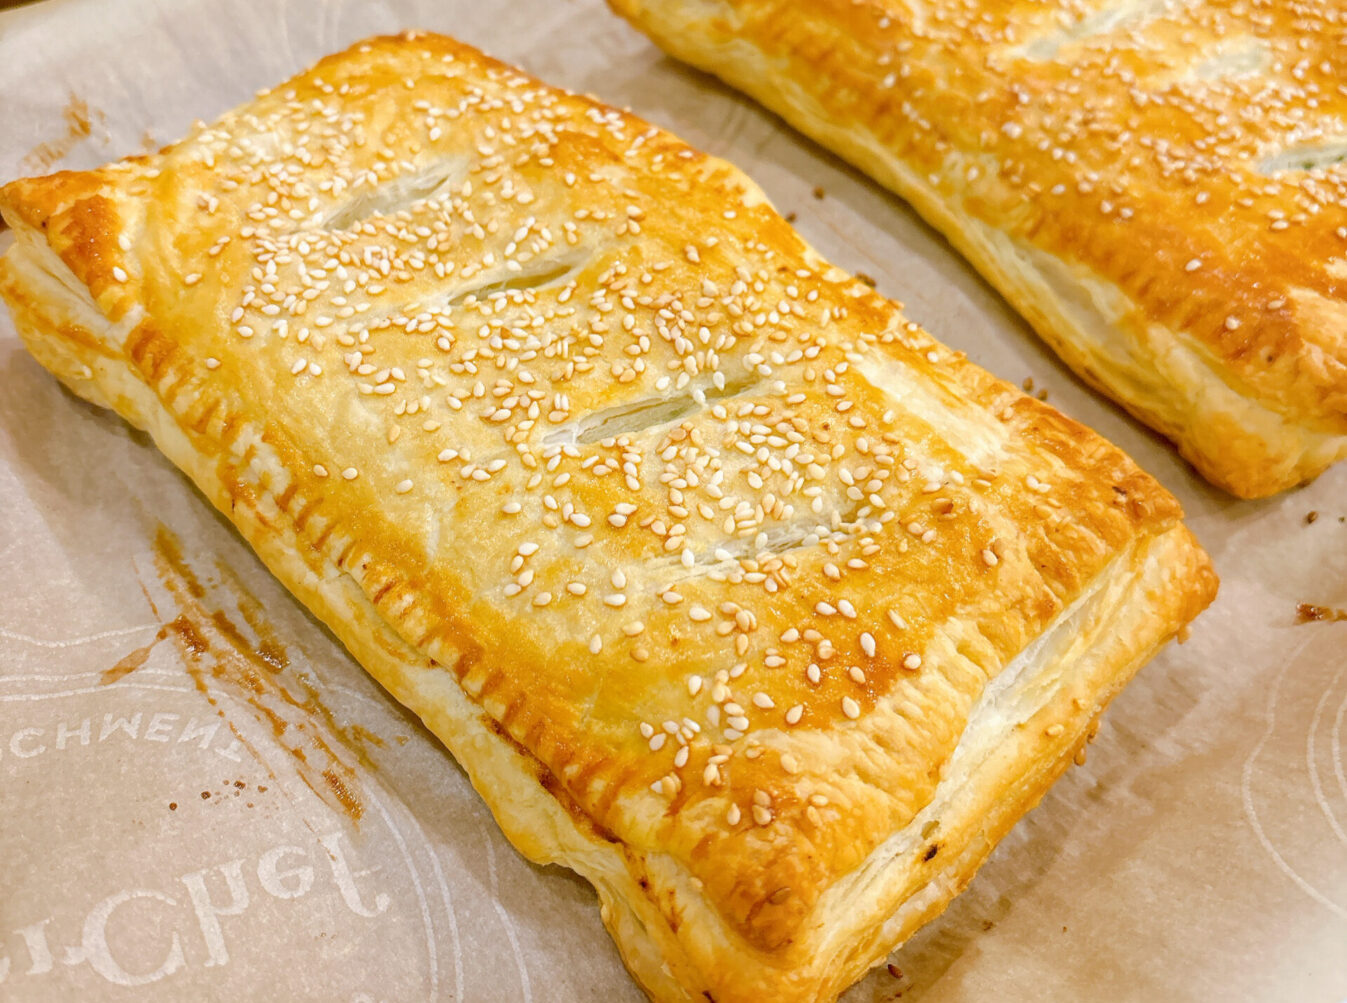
0;32;1216;1002
608;0;1347;497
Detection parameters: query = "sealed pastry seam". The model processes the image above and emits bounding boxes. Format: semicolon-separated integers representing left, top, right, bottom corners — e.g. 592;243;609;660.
0;31;1216;1003
607;0;1347;497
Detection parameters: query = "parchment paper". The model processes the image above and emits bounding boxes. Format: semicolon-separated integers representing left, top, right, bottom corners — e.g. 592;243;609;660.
1;1;1344;1000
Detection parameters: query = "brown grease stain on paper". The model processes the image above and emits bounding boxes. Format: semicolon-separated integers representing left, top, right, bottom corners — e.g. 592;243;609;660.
99;626;167;684
112;524;382;822
1295;602;1347;624
21;94;107;172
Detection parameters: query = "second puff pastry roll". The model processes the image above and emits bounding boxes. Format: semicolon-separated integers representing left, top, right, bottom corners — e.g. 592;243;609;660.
0;32;1217;1002
609;0;1347;498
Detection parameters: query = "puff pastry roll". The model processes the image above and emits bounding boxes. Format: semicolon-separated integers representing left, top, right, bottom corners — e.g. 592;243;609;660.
0;32;1216;1003
609;0;1347;498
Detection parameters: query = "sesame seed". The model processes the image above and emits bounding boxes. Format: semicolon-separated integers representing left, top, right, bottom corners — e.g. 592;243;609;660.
111;266;128;283
785;705;803;725
395;479;413;494
841;697;861;719
727;804;741;826
860;632;876;657
341;467;358;480
903;654;923;670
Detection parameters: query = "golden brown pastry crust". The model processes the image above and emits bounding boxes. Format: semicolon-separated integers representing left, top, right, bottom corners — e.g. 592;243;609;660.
607;0;1347;498
0;32;1216;1002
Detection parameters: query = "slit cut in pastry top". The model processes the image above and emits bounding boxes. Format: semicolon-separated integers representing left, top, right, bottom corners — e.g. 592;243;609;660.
1012;0;1189;61
0;32;1212;958
548;373;760;445
1259;140;1347;177
314;157;470;231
